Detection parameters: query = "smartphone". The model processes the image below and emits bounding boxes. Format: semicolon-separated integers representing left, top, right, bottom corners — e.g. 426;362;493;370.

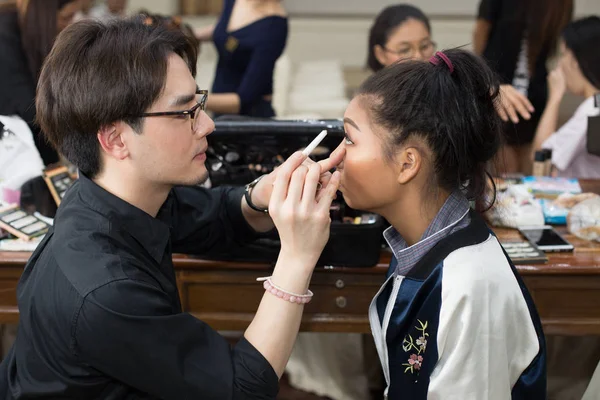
518;225;574;252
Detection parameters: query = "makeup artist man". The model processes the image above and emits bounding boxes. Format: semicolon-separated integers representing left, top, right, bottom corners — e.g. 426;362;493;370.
0;17;344;399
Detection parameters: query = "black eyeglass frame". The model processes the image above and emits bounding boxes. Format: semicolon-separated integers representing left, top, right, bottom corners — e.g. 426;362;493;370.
136;89;208;130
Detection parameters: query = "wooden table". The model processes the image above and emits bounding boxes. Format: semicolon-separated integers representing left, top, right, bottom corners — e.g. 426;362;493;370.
1;181;600;336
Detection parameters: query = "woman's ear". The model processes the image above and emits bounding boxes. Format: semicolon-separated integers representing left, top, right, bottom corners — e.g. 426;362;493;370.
396;146;423;185
374;45;388;69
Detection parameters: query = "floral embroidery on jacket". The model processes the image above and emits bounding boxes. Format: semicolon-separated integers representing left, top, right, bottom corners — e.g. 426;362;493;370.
402;319;429;374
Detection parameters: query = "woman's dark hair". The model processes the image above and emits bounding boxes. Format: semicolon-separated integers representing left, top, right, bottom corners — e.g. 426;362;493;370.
36;16;198;178
367;4;431;72
523;0;573;74
18;0;74;79
562;16;600;90
357;48;502;211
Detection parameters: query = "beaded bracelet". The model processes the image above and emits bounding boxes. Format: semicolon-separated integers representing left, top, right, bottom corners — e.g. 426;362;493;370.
256;276;314;304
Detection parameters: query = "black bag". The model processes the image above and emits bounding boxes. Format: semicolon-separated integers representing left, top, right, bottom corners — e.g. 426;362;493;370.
587;94;600;158
19;176;57;218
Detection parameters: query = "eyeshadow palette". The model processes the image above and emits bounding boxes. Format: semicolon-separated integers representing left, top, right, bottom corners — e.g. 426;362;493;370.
43;166;75;205
501;240;548;264
0;204;50;241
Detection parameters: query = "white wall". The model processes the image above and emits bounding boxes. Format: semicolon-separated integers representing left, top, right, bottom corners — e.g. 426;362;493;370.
285;0;600;17
126;0;600;17
185;15;474;70
125;0;178;15
130;0;600;85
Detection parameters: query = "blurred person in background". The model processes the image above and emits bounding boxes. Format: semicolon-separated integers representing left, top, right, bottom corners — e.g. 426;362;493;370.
366;4;435;71
474;0;574;174
0;0;81;166
531;16;600;179
195;0;288;118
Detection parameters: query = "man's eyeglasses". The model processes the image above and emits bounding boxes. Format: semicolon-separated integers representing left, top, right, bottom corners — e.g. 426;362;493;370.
137;89;208;132
383;40;437;59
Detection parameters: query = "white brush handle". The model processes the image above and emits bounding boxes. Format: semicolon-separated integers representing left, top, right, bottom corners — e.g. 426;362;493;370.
302;130;328;156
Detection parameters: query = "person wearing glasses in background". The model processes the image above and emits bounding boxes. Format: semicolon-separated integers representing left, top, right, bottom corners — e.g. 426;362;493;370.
366;4;436;72
0;16;345;399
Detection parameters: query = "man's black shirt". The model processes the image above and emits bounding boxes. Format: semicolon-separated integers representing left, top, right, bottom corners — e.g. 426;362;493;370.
0;173;278;399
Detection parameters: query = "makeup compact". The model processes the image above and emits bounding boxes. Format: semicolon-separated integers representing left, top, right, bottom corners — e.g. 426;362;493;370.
43;165;75;205
501;240;547;264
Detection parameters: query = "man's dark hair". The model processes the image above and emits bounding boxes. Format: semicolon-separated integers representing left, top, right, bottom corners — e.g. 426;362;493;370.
358;48;502;212
36;16;198;178
367;4;431;73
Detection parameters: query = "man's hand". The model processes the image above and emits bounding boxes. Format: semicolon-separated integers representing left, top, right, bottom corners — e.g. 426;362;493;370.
250;142;346;210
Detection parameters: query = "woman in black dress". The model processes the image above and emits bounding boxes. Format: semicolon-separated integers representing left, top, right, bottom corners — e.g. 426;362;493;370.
195;0;288;118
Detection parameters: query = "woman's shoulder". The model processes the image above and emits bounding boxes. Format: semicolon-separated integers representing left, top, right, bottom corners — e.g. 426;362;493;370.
574;96;599;117
442;235;522;296
237;17;288;48
553;96;599;137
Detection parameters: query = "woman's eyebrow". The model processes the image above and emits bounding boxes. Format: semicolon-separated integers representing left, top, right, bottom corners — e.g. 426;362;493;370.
343;117;361;132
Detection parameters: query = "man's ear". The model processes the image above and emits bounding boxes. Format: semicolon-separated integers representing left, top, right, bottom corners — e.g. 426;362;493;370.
97;122;129;161
396;146;423;185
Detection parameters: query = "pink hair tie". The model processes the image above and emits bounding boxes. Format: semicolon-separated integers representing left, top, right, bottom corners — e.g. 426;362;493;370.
429;51;454;74
257;276;314;304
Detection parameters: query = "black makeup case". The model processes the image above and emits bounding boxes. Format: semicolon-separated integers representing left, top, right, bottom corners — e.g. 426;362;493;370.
200;117;385;267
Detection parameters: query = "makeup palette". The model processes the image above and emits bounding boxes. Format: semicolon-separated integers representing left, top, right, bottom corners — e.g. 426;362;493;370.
0;204;50;241
43;166;75;205
501;240;547;264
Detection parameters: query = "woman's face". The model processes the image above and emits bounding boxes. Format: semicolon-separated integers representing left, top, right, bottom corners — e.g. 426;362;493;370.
557;40;587;96
374;18;435;67
338;97;403;213
57;1;82;32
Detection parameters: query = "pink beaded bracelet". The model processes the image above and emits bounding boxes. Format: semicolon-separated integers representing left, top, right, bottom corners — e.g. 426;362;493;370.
256;276;314;304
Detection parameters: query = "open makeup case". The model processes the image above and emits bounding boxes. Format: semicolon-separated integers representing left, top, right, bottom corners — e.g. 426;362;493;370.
203;117;385;267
